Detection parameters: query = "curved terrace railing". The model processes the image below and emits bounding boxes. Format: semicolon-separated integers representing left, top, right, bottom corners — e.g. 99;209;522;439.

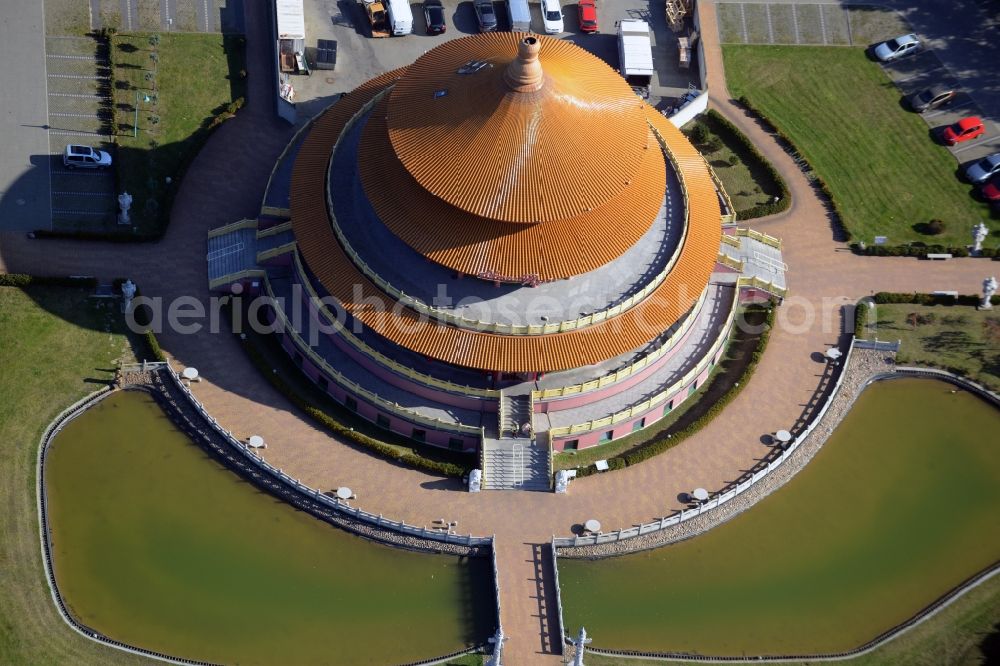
532;289;709;401
159;362;490;545
264;273;483;437
554;334;854;545
291;252;500;400
548;287;739;437
323;93;692;337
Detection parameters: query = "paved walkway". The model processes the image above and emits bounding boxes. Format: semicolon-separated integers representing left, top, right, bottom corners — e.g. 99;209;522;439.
1;1;997;662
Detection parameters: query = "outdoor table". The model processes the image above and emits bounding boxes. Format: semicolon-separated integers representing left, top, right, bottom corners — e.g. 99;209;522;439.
775;430;792;444
182;367;199;381
584;519;601;533
336;487;353;500
692;488;709;502
248;435;265;448
825;347;843;361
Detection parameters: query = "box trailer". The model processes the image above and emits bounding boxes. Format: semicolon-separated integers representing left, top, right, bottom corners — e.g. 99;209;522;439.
617;20;654;91
385;0;413;35
507;0;531;32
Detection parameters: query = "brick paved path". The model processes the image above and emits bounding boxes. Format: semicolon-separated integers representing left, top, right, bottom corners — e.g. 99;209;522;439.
1;1;996;661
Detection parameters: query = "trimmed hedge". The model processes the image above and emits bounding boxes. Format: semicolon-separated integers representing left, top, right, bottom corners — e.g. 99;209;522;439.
702;109;790;220
236;331;470;479
574;304;776;477
855;292;1000;338
852;243;993;259
0;274;98;288
735;96;852;240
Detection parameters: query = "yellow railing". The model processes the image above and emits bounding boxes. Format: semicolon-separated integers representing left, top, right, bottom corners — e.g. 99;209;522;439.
531;289;708;400
721;233;742;248
207;268;266;291
263;273;482;436
260;114;318;217
717;252;744;271
256;241;297;263
257;220;293;238
706;162;736;224
734;226;782;249
293;253;500;399
737;275;787;298
207;218;257;239
548;290;739;437
260;205;291;219
321;93;692;337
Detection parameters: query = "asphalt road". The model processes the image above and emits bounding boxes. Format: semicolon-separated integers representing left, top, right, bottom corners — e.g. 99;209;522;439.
0;0;52;232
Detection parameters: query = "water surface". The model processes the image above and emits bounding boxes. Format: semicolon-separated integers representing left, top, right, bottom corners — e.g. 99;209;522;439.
46;390;492;665
559;379;1000;655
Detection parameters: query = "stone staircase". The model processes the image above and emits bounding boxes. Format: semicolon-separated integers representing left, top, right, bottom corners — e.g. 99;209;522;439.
482;438;550;491
502;393;533;438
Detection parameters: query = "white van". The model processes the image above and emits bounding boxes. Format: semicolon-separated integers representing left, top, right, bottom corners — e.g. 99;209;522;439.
385;0;413;35
507;0;531;32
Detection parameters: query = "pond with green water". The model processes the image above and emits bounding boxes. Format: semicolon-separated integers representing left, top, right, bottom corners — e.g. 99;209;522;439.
558;378;1000;655
45;390;493;665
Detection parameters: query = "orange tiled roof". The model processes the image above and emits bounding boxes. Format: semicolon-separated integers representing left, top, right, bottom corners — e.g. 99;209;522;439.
290;47;722;373
386;34;650;224
359;94;665;282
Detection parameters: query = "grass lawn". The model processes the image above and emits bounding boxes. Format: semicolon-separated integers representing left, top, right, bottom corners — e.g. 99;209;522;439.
0;285;149;665
578;573;999;665
723;45;995;248
108;32;246;235
554;306;768;471
861;302;1000;391
683;114;786;219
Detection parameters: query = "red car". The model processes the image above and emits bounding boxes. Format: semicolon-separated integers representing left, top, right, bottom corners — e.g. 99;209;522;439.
982;176;1000;202
941;116;985;145
578;0;598;32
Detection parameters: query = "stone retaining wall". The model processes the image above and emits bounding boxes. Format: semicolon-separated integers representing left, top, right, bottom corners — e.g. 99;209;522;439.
559;348;895;558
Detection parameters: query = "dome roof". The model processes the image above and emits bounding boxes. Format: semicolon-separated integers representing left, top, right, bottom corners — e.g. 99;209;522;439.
385;34;651;224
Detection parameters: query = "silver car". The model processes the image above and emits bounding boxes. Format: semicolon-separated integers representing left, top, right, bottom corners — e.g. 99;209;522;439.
964;153;1000;184
63;144;112;169
873;33;920;62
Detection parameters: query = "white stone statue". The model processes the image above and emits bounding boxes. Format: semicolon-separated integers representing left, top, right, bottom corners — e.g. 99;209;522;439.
981;276;997;310
117;191;133;225
572;626;592;666
972;223;988;255
468;468;482;493
121;279;136;313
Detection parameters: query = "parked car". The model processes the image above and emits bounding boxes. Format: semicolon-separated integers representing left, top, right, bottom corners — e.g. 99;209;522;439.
906;85;956;113
873;33;920;61
423;0;446;34
578;0;598;33
982;176;1000;202
964;152;1000;184
473;0;497;32
62;144;112;169
541;0;563;34
941;117;985;146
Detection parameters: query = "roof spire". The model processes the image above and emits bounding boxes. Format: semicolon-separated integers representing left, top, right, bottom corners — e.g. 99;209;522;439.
504;37;544;92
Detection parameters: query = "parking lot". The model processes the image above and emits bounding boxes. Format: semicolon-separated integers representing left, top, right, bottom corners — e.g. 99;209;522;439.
716;1;999;170
291;0;700;119
44;35;117;229
878;48;1000;165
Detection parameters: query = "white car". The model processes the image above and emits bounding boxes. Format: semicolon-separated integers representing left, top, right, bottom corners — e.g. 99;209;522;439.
873;33;920;62
964;153;1000;184
62;144;112;169
541;0;563;34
